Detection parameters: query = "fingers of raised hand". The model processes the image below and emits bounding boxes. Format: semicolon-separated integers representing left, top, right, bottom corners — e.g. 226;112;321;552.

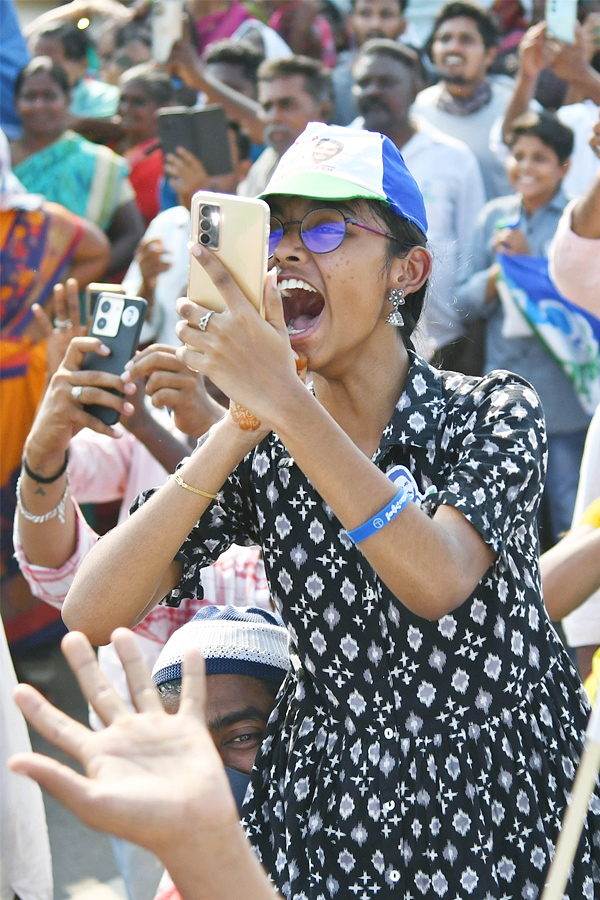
8;748;94;819
65;278;82;329
30;303;54;341
178;647;208;722
13;681;92;761
111;628;164;715
52;279;82;331
61;632;132;726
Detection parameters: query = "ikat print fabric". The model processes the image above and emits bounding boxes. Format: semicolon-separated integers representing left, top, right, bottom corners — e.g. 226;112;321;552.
135;354;600;898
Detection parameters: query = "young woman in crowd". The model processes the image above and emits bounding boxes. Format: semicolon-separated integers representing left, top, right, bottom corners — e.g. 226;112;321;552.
10;56;143;275
116;63;174;227
59;122;600;897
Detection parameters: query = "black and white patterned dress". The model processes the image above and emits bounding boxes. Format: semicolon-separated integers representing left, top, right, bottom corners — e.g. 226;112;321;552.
139;353;600;898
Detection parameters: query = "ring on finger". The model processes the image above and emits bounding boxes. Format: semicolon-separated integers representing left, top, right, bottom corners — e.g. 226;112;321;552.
55;318;73;331
71;385;83;402
198;310;215;332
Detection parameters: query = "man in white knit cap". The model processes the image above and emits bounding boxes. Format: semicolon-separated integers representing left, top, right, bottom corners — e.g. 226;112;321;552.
152;605;290;812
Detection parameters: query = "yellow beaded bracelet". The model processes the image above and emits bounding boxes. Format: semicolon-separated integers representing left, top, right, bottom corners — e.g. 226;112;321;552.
172;473;218;501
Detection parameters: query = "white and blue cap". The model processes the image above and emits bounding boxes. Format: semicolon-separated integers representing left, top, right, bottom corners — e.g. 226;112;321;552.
260;122;428;237
152;605;290;687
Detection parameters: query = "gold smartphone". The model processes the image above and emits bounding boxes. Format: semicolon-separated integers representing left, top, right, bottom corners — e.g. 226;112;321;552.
188;192;270;315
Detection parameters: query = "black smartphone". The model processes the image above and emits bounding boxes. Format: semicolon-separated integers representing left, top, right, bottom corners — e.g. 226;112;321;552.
157;105;233;176
81;292;147;426
85;282;125;325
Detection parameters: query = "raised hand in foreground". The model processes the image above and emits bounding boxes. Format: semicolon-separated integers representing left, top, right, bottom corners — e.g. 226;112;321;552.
10;630;279;900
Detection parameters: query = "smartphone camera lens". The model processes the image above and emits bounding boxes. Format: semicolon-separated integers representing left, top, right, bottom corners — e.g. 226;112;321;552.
101;300;111;313
200;205;213;217
97;317;107;329
200;219;211;232
200;233;211;245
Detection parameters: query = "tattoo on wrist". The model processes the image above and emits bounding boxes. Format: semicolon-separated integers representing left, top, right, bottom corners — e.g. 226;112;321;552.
229;401;262;431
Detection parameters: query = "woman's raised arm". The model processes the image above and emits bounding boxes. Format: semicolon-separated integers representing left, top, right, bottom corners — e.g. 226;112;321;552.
62;413;263;644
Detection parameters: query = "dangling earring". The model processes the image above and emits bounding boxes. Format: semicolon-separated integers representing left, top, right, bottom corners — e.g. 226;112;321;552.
386;288;405;326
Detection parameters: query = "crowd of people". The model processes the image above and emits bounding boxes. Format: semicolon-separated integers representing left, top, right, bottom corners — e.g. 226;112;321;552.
3;1;600;899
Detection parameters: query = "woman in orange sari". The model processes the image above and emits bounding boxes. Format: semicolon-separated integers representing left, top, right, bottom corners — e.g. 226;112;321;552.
0;129;109;587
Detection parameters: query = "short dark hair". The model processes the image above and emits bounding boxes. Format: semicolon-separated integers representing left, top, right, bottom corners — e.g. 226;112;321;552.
350;0;408;12
114;21;152;51
365;198;429;352
37;21;91;61
428;2;500;50
15;56;70;98
508;111;574;164
354;38;426;85
257;55;333;106
119;62;174;107
203;39;264;83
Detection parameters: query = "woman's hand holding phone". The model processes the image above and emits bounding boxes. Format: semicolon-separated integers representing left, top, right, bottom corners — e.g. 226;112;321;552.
24;336;137;476
176;252;304;437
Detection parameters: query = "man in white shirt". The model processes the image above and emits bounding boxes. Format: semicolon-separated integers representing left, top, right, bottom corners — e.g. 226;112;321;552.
352;39;486;363
411;1;513;200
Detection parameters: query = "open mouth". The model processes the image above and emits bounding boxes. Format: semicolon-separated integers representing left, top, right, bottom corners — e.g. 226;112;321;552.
279;277;325;337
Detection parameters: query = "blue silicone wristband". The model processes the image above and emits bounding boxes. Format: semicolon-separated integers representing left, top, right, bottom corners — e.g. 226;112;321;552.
346;488;410;545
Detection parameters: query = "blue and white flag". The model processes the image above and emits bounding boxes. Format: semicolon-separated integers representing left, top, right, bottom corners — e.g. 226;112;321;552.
496;253;600;415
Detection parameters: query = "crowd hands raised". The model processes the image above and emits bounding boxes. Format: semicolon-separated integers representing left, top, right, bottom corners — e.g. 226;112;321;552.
4;1;600;899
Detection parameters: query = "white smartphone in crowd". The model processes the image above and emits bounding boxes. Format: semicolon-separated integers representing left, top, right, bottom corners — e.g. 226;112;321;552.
545;0;577;43
151;0;184;63
188;192;270;315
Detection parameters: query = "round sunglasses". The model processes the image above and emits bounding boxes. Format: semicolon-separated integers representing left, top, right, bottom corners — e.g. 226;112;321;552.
268;207;398;258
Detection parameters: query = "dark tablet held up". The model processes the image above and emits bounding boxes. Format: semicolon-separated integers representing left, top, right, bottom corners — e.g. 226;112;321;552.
157;105;234;177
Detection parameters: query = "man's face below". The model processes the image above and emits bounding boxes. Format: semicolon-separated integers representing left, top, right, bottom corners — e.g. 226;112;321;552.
351;0;406;45
259;74;328;156
163;673;277;774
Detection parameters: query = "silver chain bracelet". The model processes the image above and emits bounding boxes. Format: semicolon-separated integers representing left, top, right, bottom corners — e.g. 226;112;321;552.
16;472;70;524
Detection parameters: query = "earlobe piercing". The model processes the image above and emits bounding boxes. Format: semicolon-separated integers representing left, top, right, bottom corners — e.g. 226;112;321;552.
386;288;405;326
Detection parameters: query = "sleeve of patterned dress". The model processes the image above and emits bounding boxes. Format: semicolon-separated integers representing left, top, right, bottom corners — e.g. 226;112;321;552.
426;370;547;556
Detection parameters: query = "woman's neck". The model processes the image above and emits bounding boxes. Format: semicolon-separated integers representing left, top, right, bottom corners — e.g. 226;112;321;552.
120;129;158;154
311;338;410;459
16;129;65;162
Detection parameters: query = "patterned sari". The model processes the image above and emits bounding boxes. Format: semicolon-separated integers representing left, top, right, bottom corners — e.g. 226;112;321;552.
14;130;133;231
0;205;83;578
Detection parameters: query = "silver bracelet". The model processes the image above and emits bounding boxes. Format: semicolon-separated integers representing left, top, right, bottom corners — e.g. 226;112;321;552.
16;472;70;524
